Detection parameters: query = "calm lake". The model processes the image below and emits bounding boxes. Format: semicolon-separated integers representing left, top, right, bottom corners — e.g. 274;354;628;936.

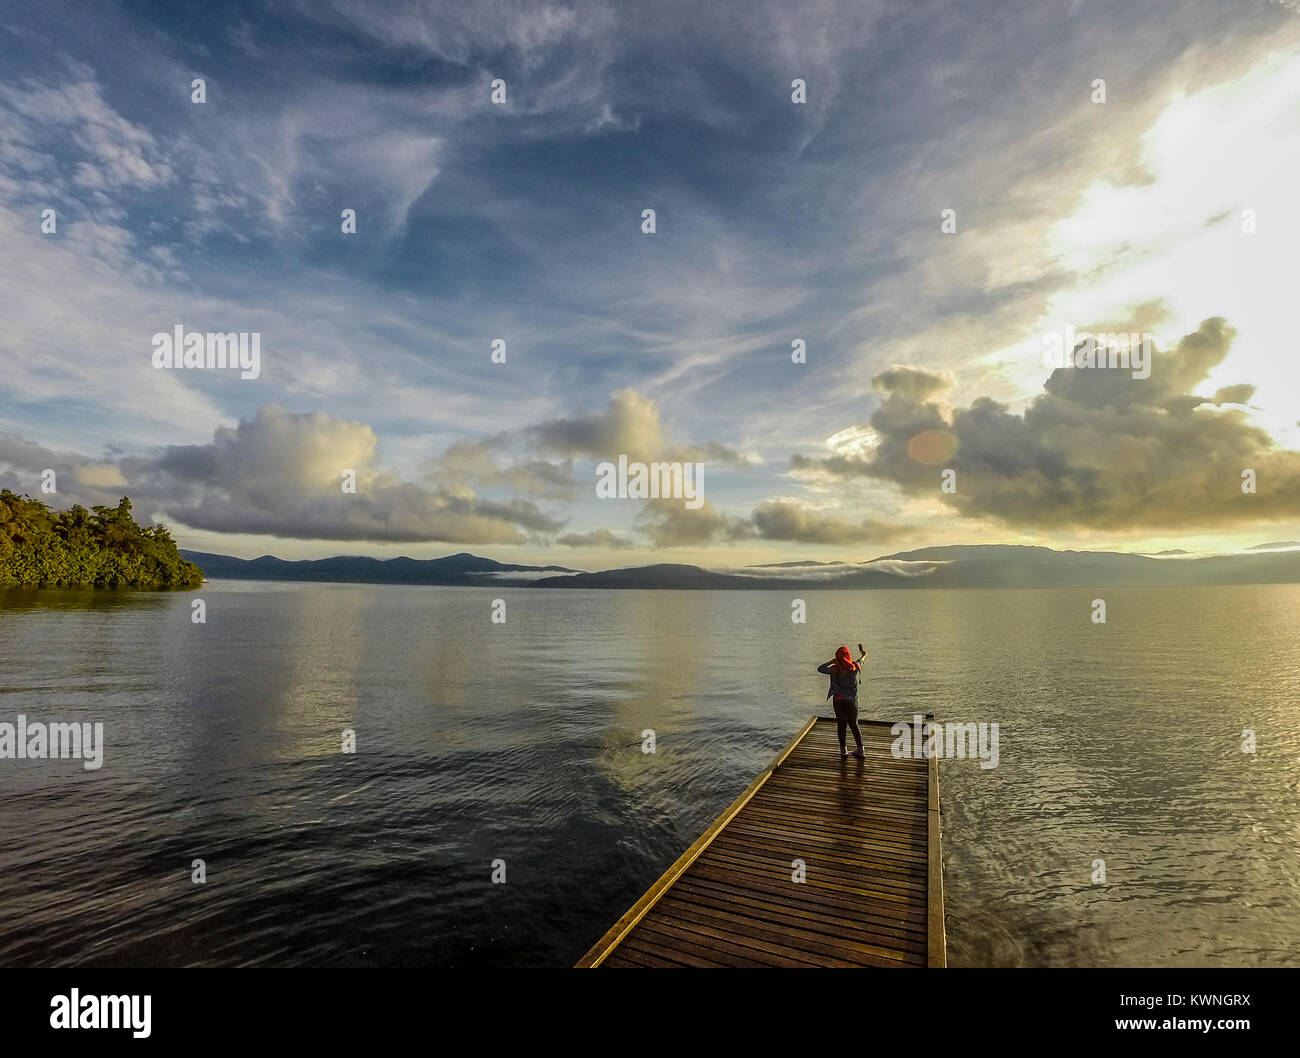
2;580;1298;967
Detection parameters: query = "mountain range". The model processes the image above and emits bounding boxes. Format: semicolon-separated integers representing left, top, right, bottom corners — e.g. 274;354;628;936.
180;544;1300;590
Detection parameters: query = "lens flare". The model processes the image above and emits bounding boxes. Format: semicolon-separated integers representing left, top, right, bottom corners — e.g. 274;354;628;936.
906;429;958;465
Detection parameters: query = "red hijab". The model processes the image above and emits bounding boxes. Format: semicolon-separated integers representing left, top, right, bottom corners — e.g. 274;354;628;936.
834;646;859;673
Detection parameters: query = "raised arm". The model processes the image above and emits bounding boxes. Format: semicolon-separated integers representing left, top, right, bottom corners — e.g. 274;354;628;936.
817;661;834;675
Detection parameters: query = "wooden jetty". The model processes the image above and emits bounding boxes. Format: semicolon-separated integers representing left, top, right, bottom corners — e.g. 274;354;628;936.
577;715;945;968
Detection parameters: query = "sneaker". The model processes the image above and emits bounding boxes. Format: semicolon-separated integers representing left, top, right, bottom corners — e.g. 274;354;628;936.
840;749;848;758
851;749;865;760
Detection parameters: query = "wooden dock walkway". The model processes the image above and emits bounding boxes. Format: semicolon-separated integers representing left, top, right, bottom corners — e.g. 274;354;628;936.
577;715;945;968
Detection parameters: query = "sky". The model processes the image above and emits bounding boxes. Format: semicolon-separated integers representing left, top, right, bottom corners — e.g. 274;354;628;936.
1;0;1299;569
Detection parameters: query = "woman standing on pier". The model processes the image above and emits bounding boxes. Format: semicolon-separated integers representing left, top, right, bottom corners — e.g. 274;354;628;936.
818;645;866;760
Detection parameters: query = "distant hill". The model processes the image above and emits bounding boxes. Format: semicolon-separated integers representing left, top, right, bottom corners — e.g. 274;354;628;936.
748;559;847;568
530;561;925;590
180;550;579;586
181;543;1300;590
865;544;1300;589
531;544;1300;589
1247;541;1300;551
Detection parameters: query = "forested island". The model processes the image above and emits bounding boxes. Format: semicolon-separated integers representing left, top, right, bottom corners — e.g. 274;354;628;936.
0;491;202;589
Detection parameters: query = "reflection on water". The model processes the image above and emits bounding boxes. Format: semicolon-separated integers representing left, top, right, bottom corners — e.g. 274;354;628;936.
1;580;1298;966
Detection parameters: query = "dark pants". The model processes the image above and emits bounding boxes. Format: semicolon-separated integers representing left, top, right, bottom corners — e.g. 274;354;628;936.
832;697;863;751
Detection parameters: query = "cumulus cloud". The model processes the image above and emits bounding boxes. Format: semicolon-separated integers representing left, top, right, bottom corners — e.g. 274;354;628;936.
83;404;563;544
529;388;665;461
1211;384;1255;406
0;396;765;548
871;366;954;405
626;495;906;549
556;528;633;549
527;388;750;464
635;497;750;548
0;434;85;474
427;388;751;521
0;434;128;497
72;463;128;488
792;318;1300;531
751;499;904;545
429;437;578;499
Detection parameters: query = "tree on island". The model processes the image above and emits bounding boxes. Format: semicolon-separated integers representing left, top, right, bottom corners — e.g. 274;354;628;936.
0;491;203;589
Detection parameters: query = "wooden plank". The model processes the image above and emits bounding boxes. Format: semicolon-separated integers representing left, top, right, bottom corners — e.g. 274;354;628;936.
634;917;834;968
575;714;820;967
674;866;927;926
725;810;930;855
669;880;928;952
578;714;947;968
617;927;736;968
652;895;922;967
672;874;928;938
708;833;928;877
655;891;925;962
698;842;928;894
617;944;696;969
728;805;930;847
926;713;947;969
741;804;927;834
719;816;926;855
757;782;928;808
682;856;925;910
603;946;675;969
730;802;929;839
762;787;926;806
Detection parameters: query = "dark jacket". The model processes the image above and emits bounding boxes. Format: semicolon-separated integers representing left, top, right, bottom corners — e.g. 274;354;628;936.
817;660;859;702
